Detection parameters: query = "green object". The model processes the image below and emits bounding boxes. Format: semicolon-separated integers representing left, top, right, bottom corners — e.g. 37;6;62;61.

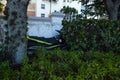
61;19;120;53
1;49;120;80
27;36;52;45
47;44;60;49
27;36;60;49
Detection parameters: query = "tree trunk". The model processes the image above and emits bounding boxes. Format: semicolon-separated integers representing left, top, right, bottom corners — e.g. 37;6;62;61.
50;0;52;14
0;18;6;52
49;0;57;14
108;7;118;20
4;0;29;64
118;6;120;19
103;0;120;20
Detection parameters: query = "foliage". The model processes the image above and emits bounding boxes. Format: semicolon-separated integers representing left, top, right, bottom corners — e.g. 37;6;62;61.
78;0;120;20
61;19;120;53
79;0;107;19
61;6;78;21
0;2;4;12
0;48;120;80
61;6;78;14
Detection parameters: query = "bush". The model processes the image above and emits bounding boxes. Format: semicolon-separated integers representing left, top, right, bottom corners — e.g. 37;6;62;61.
0;48;120;80
61;19;120;53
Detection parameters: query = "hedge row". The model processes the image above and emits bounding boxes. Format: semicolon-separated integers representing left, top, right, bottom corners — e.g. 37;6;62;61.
0;48;120;80
61;19;120;52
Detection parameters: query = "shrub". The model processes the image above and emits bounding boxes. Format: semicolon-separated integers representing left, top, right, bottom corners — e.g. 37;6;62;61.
61;19;120;53
0;48;120;80
33;48;120;80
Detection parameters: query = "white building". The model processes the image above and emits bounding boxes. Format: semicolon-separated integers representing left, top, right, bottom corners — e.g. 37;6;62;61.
0;0;81;17
35;0;81;17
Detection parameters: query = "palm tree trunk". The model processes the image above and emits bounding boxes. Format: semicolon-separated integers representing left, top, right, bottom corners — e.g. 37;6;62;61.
4;0;29;65
103;0;120;20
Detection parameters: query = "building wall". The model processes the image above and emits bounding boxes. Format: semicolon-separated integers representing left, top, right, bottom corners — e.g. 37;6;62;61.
0;0;6;5
27;12;64;38
0;0;6;16
36;0;81;17
36;0;50;17
27;0;36;16
0;0;36;16
0;0;81;17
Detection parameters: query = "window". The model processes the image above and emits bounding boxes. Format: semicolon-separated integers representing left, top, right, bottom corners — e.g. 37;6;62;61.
41;4;45;9
63;0;66;2
41;13;45;17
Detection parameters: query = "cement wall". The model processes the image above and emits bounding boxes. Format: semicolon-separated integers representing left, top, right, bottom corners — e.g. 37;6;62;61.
27;12;64;38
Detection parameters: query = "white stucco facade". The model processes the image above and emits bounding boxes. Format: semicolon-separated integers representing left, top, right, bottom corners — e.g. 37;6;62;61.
36;0;81;17
0;0;81;17
27;12;65;38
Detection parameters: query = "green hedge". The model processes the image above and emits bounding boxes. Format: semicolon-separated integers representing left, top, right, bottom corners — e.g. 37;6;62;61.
0;48;120;80
61;19;120;52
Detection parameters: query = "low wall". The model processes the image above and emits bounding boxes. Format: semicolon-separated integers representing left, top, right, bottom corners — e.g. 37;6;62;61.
27;12;64;38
